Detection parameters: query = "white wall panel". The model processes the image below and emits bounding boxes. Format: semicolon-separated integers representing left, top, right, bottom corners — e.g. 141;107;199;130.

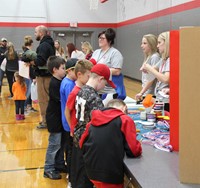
0;0;47;22
117;0;193;22
0;0;117;23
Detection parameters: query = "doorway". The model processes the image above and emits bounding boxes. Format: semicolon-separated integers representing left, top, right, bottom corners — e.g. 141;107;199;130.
52;30;93;54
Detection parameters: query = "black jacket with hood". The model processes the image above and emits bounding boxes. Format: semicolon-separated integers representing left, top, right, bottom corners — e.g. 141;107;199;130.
34;35;55;77
79;108;142;184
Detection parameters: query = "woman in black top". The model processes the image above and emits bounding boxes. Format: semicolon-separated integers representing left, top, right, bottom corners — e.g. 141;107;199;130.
5;42;19;97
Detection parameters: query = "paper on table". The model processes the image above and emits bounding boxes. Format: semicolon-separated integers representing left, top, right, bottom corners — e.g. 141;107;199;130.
19;60;30;79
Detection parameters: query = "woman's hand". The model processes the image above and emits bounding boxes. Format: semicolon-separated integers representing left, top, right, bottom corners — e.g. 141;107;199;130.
135;93;143;101
162;88;170;94
140;63;151;72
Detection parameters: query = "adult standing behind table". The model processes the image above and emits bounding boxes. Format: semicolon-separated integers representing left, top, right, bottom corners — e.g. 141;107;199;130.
135;34;161;101
0;38;8;96
141;31;170;111
29;25;55;129
91;28;126;103
5;42;19;98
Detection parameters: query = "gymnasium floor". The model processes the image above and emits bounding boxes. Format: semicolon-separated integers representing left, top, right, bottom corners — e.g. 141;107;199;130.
0;77;141;188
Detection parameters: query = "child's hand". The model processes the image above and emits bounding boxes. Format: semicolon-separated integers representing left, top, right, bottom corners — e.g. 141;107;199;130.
30;60;35;65
70;132;74;137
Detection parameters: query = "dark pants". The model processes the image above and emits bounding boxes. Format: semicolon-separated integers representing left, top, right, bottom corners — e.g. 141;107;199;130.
62;131;73;181
71;144;93;188
6;70;15;96
15;100;25;115
0;69;5;93
164;103;170;112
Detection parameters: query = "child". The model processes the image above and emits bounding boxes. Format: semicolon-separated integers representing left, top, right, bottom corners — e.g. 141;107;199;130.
59;58;78;176
65;59;93;186
12;72;27;120
71;63;116;188
43;56;66;180
65;60;93;136
79;99;142;188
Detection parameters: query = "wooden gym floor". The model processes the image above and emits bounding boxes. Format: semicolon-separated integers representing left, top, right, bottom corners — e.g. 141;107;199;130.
0;77;141;188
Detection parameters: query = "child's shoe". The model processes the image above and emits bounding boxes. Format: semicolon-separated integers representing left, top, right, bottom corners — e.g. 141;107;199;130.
20;114;25;120
16;114;20;120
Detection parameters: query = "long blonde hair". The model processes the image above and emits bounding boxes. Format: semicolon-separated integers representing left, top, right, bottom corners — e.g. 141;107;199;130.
54;40;65;56
81;41;93;55
142;34;158;63
158;31;170;60
7;42;16;60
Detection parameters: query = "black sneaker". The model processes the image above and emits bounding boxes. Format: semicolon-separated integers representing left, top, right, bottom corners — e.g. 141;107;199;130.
30;107;38;112
55;165;68;173
36;123;47;129
44;171;61;180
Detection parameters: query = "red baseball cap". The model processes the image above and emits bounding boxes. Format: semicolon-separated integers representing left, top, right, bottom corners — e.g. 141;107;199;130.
91;64;116;88
89;58;97;65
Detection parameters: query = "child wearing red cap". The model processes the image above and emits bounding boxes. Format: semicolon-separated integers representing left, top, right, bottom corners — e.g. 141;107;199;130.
70;63;116;188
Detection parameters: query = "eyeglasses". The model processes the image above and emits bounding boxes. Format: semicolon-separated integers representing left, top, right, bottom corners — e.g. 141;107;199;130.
98;37;106;40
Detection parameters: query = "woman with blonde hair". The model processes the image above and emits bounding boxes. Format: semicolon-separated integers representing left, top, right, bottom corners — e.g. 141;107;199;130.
81;41;93;60
141;31;170;110
135;34;160;100
54;40;66;59
5;42;19;97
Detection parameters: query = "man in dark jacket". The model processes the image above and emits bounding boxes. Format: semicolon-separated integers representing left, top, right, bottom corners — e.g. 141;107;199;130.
0;38;8;95
30;25;55;129
79;99;142;188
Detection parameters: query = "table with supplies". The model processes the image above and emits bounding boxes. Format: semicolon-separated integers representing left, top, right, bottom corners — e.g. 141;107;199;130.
123;97;199;188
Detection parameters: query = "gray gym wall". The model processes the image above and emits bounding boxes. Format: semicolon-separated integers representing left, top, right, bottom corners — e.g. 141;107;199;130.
117;7;200;80
0;1;199;81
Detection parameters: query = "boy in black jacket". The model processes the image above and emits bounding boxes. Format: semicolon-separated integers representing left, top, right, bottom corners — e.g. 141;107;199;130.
80;99;142;188
43;56;66;180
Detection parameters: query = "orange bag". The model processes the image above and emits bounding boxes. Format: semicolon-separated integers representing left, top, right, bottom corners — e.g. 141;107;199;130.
142;94;155;108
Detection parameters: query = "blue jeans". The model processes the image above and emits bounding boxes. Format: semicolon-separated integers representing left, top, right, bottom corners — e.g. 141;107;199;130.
44;132;64;172
24;78;32;107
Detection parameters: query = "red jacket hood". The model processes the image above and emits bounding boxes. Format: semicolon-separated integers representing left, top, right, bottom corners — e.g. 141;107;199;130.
90;108;125;126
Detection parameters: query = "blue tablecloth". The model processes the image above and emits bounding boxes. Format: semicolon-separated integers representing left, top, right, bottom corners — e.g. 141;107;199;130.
129;113;169;141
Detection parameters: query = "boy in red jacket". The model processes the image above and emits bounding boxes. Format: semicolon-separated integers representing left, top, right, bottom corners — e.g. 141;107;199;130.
80;99;142;188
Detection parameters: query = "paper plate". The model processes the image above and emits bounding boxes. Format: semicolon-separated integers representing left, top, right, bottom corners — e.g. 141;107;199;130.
141;121;154;126
141;121;156;129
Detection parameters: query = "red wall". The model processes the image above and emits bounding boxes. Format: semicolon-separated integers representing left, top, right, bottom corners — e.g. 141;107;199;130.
170;30;180;151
